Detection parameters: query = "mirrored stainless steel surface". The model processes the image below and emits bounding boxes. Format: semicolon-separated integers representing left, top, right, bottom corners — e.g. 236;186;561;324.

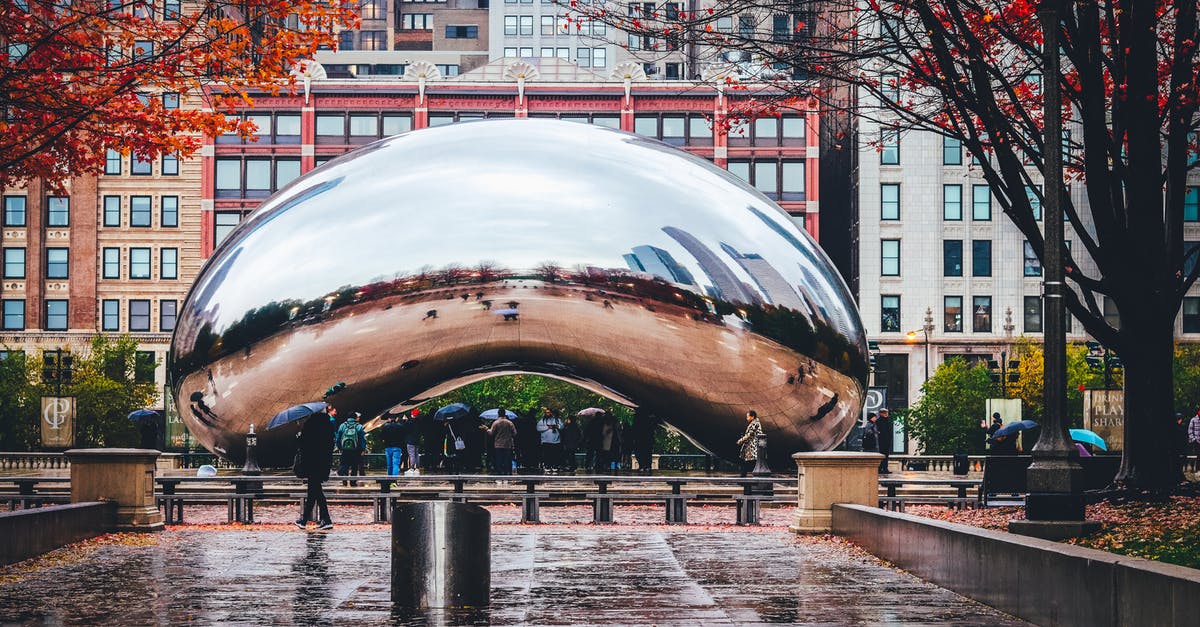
168;119;868;467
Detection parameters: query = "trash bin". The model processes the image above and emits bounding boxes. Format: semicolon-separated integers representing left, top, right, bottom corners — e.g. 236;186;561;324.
952;452;970;475
391;501;490;608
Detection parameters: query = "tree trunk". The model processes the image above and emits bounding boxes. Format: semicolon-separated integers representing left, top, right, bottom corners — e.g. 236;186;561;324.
1115;301;1180;490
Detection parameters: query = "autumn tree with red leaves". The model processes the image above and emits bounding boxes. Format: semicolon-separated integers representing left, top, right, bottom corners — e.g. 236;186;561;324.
0;0;357;188
569;0;1200;490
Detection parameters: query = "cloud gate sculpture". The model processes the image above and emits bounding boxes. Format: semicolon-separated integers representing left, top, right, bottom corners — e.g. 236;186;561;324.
168;119;868;468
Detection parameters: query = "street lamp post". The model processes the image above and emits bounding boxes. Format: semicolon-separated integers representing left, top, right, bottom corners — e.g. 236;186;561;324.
907;307;936;382
1010;0;1098;539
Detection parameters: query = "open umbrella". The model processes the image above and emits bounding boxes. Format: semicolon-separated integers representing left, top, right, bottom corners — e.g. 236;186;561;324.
433;403;473;422
1069;428;1107;451
266;401;328;431
128;409;160;422
479;408;519;421
992;420;1039;439
576;407;606;417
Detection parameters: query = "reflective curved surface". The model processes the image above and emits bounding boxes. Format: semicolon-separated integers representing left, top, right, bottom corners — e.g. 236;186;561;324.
168;119;868;467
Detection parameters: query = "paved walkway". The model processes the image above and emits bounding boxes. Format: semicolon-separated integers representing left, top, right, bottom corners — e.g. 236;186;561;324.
0;528;1027;626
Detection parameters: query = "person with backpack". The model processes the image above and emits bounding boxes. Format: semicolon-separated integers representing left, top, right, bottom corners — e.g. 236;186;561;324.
336;411;366;486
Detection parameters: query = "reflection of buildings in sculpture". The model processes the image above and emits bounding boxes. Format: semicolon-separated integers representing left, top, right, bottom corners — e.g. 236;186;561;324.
623;245;696;286
661;226;759;305
719;243;811;315
744;204;847;332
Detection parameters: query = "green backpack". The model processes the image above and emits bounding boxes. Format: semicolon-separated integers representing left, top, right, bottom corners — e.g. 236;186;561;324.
338;423;361;451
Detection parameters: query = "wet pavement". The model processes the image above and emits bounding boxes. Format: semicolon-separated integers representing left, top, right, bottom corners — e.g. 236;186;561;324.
0;527;1028;626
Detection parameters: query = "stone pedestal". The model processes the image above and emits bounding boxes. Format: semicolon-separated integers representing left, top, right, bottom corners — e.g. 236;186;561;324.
65;448;164;532
790;452;882;534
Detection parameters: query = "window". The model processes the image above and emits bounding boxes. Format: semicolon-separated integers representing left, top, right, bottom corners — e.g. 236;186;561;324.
504;15;518;35
162;93;180;110
1024;296;1043;333
943;136;962;165
1183;298;1200;333
275;114;301;140
754;161;779;198
3;196;26;226
577;48;591;67
129;300;150;332
972;296;992;333
592;48;606;68
130;196;151;227
1023;241;1042;276
102;300;119;331
46;247;68;279
1103;297;1120;330
315;114;344;136
942;185;962;221
360;0;385;19
382;114;412;136
661;116;685;145
45;300;67;331
781;161;804;200
688;116;713;145
131;154;152;175
881;295;900;332
879;72;899;102
503;47;517;58
105;149;122;175
1186;187;1200;222
972;240;992;277
276;159;301;188
444;25;478;38
944;296;963;332
943;240;963;276
102;196;121;227
215;212;241;246
716;15;733;32
133;40;153;61
2;300;24;330
47;196;69;226
401;13;432;29
1187;241;1200;277
782;116;805;142
634;115;657;137
161;196;178;228
134;351;155;382
245;160;270;193
3;248;24;279
880;128;899;164
130;248;151;279
881;240;900;276
727;160;750;183
160;300;177;332
972;184;991;220
161;248;178;280
349;114;376;137
540;15;555;35
520;15;533;35
1027;185;1042;220
754;118;779;145
102;248;120;279
162;153;179;175
880;184;900;220
215;159;240;193
360;31;386;50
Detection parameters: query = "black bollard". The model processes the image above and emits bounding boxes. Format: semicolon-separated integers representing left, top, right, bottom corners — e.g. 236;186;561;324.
391;501;490;609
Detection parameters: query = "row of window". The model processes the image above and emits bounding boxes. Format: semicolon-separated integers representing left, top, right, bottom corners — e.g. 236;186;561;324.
0;299;176;333
104;0;183;20
727;160;806;201
2;196;68;227
103;195;178;228
501;46;608;68
880;238;1047;278
879;295;1037;335
101;247;178;280
104;149;179;176
214;158;303;198
502;15;605;37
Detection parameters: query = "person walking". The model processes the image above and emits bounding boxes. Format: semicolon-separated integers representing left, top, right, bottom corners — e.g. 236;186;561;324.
403;412;421;474
736;409;765;477
861;412;879;453
481;408;517;475
1189;409;1200;460
877;408;894;475
560;415;583;472
379;413;405;476
536;407;565;471
295;408;335;530
336;411;366;486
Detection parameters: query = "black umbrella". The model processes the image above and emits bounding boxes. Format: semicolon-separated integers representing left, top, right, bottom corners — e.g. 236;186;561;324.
128;409;160;422
433;403;472;422
266;401;328;431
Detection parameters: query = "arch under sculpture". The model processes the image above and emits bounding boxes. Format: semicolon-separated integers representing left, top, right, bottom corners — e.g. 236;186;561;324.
168;119;868;468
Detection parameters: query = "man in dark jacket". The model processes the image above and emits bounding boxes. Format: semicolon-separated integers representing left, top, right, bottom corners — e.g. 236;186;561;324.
379;414;406;476
336;412;366;486
295;408;336;530
560;416;583;472
481;409;517;475
877;408;894;475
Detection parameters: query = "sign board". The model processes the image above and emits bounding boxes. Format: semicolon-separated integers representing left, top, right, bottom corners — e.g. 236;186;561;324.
40;397;76;448
163;388;187;450
863;386;888;422
1084;389;1124;452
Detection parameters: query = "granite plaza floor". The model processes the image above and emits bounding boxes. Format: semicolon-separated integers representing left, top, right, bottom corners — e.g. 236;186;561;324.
0;526;1028;626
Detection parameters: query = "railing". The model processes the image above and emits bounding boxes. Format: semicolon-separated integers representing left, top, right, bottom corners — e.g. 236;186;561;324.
890;455;988;472
0;453;70;471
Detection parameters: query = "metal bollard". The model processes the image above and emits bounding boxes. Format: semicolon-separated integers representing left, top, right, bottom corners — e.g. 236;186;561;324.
391;501;490;609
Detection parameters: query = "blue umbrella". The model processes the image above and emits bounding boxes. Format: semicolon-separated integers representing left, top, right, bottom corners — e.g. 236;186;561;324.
992;420;1038;438
266;402;328;431
479;408;519;421
128;409;160;422
433;403;473;422
1069;428;1108;451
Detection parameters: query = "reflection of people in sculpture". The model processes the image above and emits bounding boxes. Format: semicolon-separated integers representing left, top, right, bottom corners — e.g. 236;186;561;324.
188;391;219;425
737;410;765;477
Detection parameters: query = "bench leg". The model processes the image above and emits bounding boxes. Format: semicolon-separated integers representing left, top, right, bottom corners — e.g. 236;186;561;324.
736;499;760;525
374;497;387;523
592;496;613;524
665;497;687;524
227;498;236;524
521;496;541;524
244;498;254;524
